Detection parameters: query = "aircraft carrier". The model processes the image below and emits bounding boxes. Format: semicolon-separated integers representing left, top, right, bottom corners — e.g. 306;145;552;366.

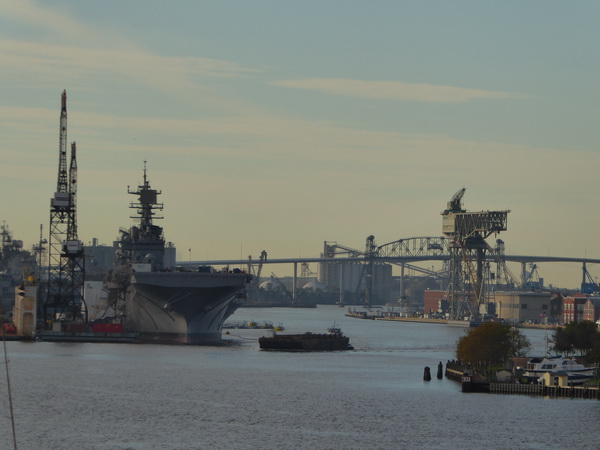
105;165;251;344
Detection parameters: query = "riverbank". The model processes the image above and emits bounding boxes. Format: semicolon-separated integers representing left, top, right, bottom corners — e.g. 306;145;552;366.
345;309;559;329
375;316;448;324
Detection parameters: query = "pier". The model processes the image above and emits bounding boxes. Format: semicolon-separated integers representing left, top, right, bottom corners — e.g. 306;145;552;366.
444;360;600;400
345;308;448;323
488;383;600;399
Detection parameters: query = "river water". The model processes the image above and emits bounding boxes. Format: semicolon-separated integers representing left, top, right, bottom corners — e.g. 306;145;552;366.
0;305;597;449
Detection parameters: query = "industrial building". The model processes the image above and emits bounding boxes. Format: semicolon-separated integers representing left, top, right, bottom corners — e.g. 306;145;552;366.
494;292;555;323
318;260;394;305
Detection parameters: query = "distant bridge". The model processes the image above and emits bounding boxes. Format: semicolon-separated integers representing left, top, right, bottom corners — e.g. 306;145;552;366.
183;235;600;268
180;236;600;292
184;255;600;266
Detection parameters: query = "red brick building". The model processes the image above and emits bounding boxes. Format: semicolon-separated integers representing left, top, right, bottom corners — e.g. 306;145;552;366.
562;294;587;324
423;290;447;316
583;297;600;322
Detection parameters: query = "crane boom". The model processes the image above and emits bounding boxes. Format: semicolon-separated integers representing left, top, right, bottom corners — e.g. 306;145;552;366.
57;90;69;194
444;187;466;214
68;141;78;239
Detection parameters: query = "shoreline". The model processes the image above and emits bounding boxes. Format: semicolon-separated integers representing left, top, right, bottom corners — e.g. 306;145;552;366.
347;312;559;329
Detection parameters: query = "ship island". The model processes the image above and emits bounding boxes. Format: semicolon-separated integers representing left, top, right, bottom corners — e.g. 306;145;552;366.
22;164;252;345
101;165;252;344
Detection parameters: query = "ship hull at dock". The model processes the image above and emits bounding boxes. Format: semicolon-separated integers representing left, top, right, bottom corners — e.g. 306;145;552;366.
124;271;249;345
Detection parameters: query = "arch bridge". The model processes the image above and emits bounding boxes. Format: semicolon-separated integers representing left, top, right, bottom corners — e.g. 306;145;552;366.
185;236;600;302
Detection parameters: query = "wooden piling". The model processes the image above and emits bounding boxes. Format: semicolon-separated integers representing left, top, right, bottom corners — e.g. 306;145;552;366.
423;366;431;381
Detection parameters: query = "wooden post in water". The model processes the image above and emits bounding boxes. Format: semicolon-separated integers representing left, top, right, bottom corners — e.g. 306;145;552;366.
423;366;431;381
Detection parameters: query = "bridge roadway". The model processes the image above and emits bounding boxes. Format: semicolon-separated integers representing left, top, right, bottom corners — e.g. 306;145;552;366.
178;254;600;299
182;236;600;268
182;255;600;267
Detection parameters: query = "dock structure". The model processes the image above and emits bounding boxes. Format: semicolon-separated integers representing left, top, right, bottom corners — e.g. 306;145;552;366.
345;308;448;323
444;360;600;400
445;360;474;381
489;382;600;400
37;331;138;343
375;316;447;324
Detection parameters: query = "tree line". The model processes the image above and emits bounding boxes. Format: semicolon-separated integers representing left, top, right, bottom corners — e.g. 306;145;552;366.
456;321;600;365
552;320;600;363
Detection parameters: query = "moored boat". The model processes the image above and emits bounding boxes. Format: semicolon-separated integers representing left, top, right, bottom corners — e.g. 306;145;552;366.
524;356;595;385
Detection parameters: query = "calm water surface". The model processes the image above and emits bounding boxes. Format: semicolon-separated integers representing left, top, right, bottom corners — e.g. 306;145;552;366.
0;305;597;449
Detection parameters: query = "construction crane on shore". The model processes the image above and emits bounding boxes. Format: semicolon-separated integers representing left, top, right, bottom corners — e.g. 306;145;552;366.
581;262;599;294
441;188;510;321
247;250;267;302
46;90;86;323
363;235;376;308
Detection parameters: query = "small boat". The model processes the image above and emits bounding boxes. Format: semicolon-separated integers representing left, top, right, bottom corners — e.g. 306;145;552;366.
524;356;595;385
259;325;352;352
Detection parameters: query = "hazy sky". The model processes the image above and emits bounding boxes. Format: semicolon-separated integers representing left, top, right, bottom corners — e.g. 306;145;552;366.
1;1;599;288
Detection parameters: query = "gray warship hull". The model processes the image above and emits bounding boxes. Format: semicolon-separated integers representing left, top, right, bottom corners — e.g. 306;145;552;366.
124;271;249;344
108;164;251;345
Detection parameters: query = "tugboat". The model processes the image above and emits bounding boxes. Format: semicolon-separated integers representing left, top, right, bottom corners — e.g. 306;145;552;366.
258;324;353;351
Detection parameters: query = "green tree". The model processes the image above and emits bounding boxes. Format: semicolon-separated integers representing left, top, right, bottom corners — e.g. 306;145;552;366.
552;321;600;362
587;333;600;365
456;322;531;365
552;326;573;356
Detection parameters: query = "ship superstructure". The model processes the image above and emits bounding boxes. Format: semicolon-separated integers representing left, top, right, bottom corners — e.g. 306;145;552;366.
107;164;251;344
117;162;166;271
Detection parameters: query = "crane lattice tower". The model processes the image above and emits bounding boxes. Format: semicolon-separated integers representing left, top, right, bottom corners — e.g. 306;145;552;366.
46;90;85;323
441;188;509;321
363;235;376;308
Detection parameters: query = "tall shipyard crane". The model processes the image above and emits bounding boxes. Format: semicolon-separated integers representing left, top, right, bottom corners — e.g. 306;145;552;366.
46;90;85;323
442;188;510;321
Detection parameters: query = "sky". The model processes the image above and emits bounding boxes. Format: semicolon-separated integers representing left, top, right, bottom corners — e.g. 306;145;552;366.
1;0;600;289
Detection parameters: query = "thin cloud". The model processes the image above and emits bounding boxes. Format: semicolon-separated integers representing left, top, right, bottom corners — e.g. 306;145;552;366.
2;0;82;37
273;78;520;103
0;0;260;102
0;39;258;82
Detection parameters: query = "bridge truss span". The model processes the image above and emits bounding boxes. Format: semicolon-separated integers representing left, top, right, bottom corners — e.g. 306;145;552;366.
376;236;450;259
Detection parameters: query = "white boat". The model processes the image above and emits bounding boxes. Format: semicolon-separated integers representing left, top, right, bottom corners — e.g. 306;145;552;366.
525;356;595;384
